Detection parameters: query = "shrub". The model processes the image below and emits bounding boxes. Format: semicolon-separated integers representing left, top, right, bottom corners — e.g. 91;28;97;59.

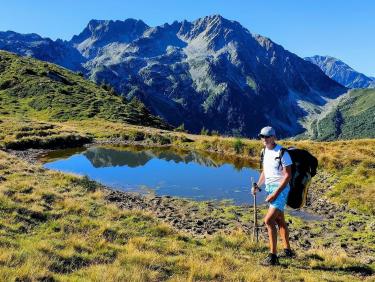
211;130;220;136
4;134;92;150
71;176;98;192
174;123;186;132
179;136;194;142
233;139;244;154
130;132;145;142
150;134;171;145
200;127;209;135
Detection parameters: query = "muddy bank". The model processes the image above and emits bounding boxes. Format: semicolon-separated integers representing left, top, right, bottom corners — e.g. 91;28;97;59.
7;148;53;164
102;187;374;263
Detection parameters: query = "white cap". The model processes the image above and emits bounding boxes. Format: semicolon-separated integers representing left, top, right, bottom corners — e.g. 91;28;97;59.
258;126;276;137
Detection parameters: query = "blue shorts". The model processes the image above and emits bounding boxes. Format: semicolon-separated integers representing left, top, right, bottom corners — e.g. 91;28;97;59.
265;183;290;212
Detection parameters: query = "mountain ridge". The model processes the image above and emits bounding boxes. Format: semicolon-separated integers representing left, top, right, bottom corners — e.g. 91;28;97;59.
0;50;170;129
70;19;149;59
305;55;374;89
0;15;348;137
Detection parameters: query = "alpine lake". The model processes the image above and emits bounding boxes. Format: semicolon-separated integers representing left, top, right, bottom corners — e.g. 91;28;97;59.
41;145;321;220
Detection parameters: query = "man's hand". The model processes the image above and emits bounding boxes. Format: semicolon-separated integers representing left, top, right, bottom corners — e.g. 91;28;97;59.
265;192;278;203
252;183;260;195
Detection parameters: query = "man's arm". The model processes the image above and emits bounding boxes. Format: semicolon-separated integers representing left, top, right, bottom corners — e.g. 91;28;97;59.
276;165;292;195
252;170;265;195
265;165;292;202
257;170;265;187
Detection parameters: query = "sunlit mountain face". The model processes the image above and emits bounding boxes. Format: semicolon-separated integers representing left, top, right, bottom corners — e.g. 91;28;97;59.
0;15;347;137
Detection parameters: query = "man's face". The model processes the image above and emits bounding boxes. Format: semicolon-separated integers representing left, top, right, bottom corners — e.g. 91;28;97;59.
260;135;275;148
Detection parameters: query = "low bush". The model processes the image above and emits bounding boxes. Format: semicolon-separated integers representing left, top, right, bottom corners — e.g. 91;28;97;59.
4;134;92;150
233;138;244;154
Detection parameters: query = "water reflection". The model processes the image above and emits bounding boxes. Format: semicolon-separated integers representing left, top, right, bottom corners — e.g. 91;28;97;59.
83;147;221;168
42;145;323;220
42;145;263;205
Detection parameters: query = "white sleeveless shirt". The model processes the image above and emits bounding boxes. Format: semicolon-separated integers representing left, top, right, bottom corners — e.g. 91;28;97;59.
263;144;292;185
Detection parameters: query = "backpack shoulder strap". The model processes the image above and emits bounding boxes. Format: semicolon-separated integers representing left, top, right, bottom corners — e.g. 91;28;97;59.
260;147;265;169
277;147;287;169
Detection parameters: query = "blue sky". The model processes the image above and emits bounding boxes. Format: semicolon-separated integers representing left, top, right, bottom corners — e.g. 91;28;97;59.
1;0;374;76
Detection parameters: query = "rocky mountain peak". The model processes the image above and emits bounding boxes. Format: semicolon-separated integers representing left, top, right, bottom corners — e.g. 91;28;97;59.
71;19;149;42
180;15;236;37
177;14;252;52
0;31;43;42
0;15;349;137
0;31;84;71
305;55;374;88
194;14;234;28
308;55;345;68
70;19;149;58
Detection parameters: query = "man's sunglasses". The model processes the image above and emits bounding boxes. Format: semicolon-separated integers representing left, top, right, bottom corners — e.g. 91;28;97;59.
259;135;272;139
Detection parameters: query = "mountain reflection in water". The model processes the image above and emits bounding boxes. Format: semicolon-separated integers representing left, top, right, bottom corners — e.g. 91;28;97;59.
42;145;262;205
83;147;221;168
43;146;323;220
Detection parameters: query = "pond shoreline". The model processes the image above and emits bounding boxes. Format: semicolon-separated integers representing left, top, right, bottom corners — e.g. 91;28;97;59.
5;142;375;263
5;142;366;220
4;141;357;216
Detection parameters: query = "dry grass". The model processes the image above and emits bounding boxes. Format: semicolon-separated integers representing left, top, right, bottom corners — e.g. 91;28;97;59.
0;150;372;281
0;115;373;214
282;139;375;213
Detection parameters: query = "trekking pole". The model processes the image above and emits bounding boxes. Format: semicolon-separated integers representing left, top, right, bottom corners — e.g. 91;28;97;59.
251;177;258;243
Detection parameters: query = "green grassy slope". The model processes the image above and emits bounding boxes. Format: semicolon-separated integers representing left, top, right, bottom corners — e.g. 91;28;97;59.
0;50;170;129
310;89;375;140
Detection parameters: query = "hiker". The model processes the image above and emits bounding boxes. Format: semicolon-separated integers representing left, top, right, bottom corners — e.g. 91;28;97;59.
252;126;295;266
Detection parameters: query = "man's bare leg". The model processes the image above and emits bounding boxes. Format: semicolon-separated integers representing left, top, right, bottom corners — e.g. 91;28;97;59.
275;212;290;250
264;207;280;254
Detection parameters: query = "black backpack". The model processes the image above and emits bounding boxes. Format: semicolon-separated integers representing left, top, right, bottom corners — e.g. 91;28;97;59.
260;147;318;209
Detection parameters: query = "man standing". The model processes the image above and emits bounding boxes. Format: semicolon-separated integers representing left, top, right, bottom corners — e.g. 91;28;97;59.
252;126;295;266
